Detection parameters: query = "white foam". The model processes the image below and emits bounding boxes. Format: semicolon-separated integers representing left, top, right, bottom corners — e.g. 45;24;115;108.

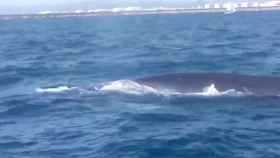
35;86;77;93
190;84;244;96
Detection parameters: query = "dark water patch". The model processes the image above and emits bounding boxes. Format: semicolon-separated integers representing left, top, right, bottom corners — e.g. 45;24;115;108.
0;139;37;150
0;95;53;118
130;113;195;123
101;136;234;158
0;102;49;118
271;42;280;48
0;121;16;127
250;113;279;121
39;128;90;143
0;74;23;86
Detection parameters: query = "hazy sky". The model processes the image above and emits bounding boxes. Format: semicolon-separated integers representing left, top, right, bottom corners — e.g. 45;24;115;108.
0;0;265;14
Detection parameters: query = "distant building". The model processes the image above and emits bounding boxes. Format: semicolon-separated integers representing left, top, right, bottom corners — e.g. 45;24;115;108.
260;1;280;7
240;2;249;8
233;3;239;8
38;11;53;14
222;2;238;9
222;3;231;9
87;10;96;13
204;4;210;9
185;0;280;12
252;2;260;7
214;3;220;9
74;10;85;13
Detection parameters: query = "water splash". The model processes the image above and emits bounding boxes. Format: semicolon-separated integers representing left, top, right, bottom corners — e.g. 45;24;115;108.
190;83;244;96
35;86;77;93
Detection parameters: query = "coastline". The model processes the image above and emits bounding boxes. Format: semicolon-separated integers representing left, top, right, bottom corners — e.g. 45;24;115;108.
1;6;280;20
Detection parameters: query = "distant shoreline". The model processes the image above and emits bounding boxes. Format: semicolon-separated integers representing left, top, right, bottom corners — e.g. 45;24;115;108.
1;6;280;20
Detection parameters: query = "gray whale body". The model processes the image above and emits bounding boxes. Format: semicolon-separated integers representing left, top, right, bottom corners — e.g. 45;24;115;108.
135;73;280;96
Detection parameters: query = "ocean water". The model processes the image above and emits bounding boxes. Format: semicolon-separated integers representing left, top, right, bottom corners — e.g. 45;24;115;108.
1;11;280;158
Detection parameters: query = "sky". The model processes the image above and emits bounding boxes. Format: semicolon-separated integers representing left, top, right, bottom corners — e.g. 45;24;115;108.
0;0;266;14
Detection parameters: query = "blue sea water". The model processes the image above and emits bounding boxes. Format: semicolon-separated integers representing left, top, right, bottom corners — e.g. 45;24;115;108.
1;11;280;158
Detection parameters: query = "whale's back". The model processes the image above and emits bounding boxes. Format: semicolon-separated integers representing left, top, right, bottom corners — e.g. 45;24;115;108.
136;73;280;96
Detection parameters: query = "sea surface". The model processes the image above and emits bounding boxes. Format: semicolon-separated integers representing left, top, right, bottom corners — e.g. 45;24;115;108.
1;11;280;158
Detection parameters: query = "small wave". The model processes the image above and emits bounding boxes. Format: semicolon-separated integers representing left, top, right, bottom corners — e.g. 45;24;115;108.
35;86;77;93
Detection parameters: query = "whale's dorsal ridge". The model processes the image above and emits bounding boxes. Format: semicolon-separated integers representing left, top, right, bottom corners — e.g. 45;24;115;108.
135;73;280;96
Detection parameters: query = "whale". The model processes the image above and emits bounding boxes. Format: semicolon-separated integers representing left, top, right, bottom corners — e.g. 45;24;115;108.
35;73;280;96
134;73;280;96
